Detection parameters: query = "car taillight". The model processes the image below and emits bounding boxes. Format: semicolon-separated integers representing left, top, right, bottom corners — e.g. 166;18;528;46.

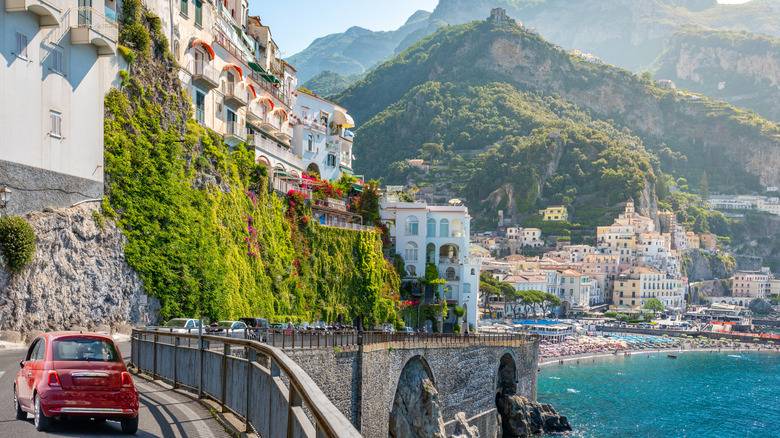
121;372;133;388
48;371;61;387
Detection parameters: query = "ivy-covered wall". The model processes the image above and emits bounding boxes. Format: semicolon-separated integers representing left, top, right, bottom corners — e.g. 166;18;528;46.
103;3;399;325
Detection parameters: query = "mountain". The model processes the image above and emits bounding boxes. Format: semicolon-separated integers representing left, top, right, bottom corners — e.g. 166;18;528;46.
333;16;780;223
650;26;780;122
301;70;365;96
290;0;780;94
287;10;434;83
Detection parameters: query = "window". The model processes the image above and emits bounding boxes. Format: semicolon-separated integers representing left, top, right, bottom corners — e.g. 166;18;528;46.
15;31;28;58
180;0;188;16
226;109;237;134
407;265;416;276
195;90;205;123
427;218;436;237
405;242;418;261
26;339;45;361
195;0;203;25
405;216;418;236
53;338;120;362
50;47;64;73
50;111;62;138
439;219;449;238
307;133;314;151
327;154;337;167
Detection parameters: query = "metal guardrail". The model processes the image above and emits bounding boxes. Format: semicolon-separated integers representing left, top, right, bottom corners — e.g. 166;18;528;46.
131;328;361;438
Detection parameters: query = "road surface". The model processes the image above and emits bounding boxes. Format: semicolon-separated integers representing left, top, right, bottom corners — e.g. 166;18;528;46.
0;342;229;437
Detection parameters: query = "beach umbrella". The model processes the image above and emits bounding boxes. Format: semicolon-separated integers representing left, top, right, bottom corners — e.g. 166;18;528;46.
768;341;775;344
753;338;760;342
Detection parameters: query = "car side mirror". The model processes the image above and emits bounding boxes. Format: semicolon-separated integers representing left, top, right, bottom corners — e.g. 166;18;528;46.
19;361;24;369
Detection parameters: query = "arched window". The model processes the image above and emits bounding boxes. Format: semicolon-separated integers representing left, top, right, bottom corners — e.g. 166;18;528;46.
426;243;436;264
405;242;418;261
443;285;452;300
439;219;449;238
451;219;462;237
405;216;419;236
307;133;314;152
427;218;436;237
446;267;456;280
471;268;475;275
407;265;416;276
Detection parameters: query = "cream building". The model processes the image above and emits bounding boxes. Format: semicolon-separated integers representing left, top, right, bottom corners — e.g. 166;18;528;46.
1;0;119;214
521;228;542;247
613;267;684;310
731;270;776;299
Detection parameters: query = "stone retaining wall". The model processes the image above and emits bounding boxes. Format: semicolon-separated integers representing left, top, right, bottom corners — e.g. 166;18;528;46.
284;339;538;438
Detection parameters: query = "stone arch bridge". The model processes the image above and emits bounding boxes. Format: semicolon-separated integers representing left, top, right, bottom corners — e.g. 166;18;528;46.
283;333;539;438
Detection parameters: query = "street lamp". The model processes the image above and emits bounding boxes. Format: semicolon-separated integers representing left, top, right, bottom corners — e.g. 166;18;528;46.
0;186;11;212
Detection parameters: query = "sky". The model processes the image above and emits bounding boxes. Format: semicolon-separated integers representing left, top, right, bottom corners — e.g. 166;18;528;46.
252;0;752;57
249;0;439;56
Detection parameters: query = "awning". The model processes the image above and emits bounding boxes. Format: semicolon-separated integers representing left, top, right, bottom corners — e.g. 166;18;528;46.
255;96;274;111
333;109;354;128
247;84;257;99
191;39;215;59
248;62;267;74
272;108;288;120
340;165;353;175
222;64;243;81
260;73;281;86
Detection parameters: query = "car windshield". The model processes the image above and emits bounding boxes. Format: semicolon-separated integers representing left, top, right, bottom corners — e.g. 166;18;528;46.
165;319;188;327
53;338;120;362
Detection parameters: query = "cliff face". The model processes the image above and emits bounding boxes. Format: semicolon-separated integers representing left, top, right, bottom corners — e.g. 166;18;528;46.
0;205;158;342
653;28;780;122
682;249;736;281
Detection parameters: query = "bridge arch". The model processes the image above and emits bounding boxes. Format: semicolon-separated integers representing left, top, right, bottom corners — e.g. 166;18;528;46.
496;350;518;395
389;355;439;437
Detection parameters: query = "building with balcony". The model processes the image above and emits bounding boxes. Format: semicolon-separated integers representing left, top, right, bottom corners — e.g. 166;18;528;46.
292;91;355;181
1;0;118;215
539;205;568;221
730;269;777;299
379;198;481;331
612;267;684;310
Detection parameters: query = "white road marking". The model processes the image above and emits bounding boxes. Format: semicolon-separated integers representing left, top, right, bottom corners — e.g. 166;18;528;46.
135;380;216;438
0;371;4;380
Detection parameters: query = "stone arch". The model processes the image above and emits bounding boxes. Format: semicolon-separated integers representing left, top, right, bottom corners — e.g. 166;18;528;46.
438;243;459;262
389;355;441;437
496;351;518;395
256;156;271;167
306;162;320;177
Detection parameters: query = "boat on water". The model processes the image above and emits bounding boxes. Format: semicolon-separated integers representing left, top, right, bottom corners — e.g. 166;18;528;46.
668;355;677;359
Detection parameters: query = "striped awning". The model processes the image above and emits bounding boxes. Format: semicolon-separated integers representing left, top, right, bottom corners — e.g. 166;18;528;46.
222;64;243;81
191;39;215;59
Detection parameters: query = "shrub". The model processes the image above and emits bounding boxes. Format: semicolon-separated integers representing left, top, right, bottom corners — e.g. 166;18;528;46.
118;70;130;88
0;216;36;273
91;210;106;231
453;323;461;334
118;45;136;64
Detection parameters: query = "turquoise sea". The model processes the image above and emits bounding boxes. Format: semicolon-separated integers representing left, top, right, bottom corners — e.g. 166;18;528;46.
538;351;780;438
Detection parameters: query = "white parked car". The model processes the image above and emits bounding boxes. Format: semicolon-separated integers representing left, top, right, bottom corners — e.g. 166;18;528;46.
163;318;200;333
208;321;247;338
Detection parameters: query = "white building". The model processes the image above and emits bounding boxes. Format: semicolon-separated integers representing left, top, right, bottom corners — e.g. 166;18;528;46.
1;0;119;214
379;199;480;331
292;91;355;181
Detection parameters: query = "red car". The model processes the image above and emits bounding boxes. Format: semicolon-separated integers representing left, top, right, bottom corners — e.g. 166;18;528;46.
13;332;139;433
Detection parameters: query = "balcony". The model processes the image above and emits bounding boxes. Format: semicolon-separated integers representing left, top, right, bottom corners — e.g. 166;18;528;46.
250;135;302;169
189;60;219;90
222;81;247;108
5;0;61;28
273;125;293;145
312;197;347;212
224;120;245;144
68;7;118;57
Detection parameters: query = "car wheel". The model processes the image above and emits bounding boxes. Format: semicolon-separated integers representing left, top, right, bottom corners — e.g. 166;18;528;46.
34;394;51;431
121;416;139;434
13;386;26;420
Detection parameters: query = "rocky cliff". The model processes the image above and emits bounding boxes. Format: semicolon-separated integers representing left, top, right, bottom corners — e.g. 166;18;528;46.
681;249;736;281
0;204;158;343
652;27;780;122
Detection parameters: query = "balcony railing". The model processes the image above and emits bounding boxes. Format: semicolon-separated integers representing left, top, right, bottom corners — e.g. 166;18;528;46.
251;135;302;168
311;197;347;212
222;81;248;107
189;60;219;89
249;71;290;108
271;177;311;198
317;221;377;232
69;6;118;43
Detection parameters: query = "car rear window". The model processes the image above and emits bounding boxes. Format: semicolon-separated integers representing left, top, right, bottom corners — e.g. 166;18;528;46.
217;322;234;327
165;319;187;327
53;338;121;362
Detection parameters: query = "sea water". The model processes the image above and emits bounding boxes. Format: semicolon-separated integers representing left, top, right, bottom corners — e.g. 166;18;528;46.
538;351;780;438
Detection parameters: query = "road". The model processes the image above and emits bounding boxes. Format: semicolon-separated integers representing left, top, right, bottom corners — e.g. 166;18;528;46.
0;342;229;437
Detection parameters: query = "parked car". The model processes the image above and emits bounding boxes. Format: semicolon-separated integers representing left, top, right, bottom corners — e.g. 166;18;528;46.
239;318;269;341
398;327;416;335
163;318;200;333
13;332;139;433
208;321;247;337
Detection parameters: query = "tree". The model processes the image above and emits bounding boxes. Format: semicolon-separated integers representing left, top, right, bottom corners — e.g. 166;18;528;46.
643;298;665;314
520;290;544;318
421;143;445;165
699;171;709;201
539;292;562;318
641;71;652;81
453;305;466;333
479;271;501;315
693;213;710;234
